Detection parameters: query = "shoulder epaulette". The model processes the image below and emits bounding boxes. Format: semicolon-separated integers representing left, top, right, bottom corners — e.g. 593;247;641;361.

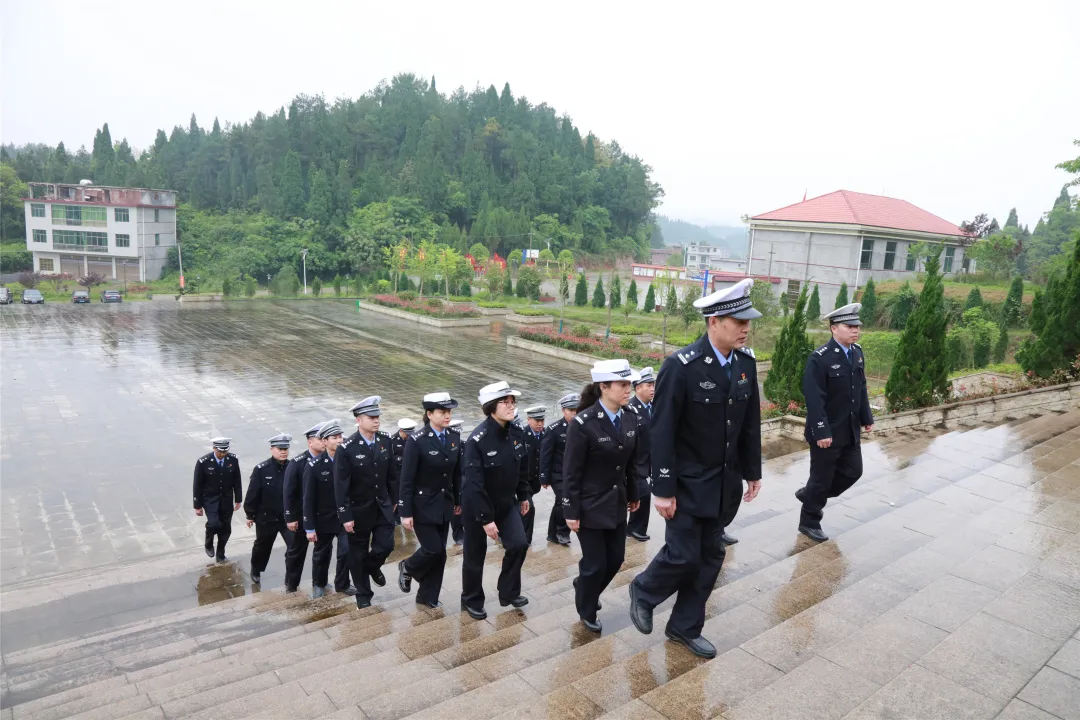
852;342;862;349
814;343;829;356
411;428;426;439
256;460;268;469
676;346;701;365
447;426;460;435
376;430;389;438
737;346;756;359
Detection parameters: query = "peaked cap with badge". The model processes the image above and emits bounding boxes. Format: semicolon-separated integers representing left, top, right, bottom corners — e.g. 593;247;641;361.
693;278;762;320
824;302;862;326
350;396;382;417
268;433;292;449
422;392;459;411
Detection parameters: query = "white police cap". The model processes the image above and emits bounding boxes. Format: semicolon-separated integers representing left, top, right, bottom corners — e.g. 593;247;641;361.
591;359;640;383
268;433;292;448
448;419;464;429
694;278;762;319
557;393;581;410
478;381;521;406
824;302;862;326
634;367;656;386
350;396;382;417
211;437;231;450
397;418;417;431
318;420;343;439
303;421;325;438
422;392;459;410
525;405;547;420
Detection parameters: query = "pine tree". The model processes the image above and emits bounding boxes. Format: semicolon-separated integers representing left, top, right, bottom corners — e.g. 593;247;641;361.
834;282;849;309
1004;208;1019;228
860;278;877;328
885;249;949;411
280;150;305;218
763;285;812;408
993;323;1009;363
627;278;639;308
609;275;622;309
807;284;821;321
643;284;656;312
592;277;606;308
503;272;514;296
333;274;343;297
312;276;322;297
574;273;588;306
244;275;256;297
1018;234;1080;377
1002;275;1024;327
1029;286;1047;334
306;168;332;225
964;286;983;310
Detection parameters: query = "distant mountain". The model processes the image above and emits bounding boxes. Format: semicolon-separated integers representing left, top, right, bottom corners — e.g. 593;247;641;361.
655;215;747;257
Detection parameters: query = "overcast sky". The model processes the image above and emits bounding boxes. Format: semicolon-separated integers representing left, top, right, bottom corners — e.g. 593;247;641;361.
3;0;1078;229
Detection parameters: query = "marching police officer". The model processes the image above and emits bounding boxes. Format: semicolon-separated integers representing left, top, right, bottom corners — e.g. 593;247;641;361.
539;394;578;546
460;381;531;620
628;278;763;658
193;437;243;562
521;406;547;544
397;393;462;608
391;419;415;527
797;303;874;542
563;360;641;632
626;367;655;541
448;419;466;546
335;396;399;609
244;433;292;584
303;420;348;598
283;422;325;592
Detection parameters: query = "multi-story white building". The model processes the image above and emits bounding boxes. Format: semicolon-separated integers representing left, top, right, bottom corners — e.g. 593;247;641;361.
23;182;177;282
685;243;748;275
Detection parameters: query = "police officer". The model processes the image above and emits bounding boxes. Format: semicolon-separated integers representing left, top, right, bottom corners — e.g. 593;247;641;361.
193;437;243;562
628;278;763;659
797;303;874;542
564;360;641;633
460;381;531;620
626;367;655;541
303;420;347;598
391;419;416;527
244;433;292;584
540;394;578;546
520;406;546;544
335;396;399;609
448;419;467;546
283;422;325;592
397;393;462;608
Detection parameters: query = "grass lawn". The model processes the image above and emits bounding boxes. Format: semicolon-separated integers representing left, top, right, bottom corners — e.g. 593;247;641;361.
875;278;1039;303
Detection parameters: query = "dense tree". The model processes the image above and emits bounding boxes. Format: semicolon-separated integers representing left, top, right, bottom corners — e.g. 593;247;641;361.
626;278;638;308
763;285;811;408
609;274;622;309
503;271;514;296
591;277;605;308
306;168;332;226
517;265;541;300
643;283;655;313
993;323;1009;364
280;151;305;218
969;233;1019;279
0;163;27;242
1018;233;1080;377
1001;275;1024;327
1029;286;1047;334
807;284;820;321
574;273;588;306
859;278;877;328
834;282;848;309
885;250;948;410
964;286;983;311
312;276;322;297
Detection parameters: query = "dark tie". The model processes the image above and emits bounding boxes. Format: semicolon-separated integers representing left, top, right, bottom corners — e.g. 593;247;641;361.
613;414;621;432
646;404;652;417
442;432;448;449
724;362;732;382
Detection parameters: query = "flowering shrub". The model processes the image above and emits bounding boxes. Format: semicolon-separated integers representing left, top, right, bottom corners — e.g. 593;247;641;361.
512;308;550;317
538;295;557;303
371;295;480;318
518;327;666;365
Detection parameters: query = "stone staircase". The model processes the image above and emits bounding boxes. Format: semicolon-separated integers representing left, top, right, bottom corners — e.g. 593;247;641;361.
2;409;1078;720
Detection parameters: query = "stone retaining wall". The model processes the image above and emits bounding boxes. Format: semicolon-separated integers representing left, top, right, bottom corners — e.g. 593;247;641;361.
476;306;510;316
507;335;596;366
178;294;222;303
357;301;491;328
505;313;554;324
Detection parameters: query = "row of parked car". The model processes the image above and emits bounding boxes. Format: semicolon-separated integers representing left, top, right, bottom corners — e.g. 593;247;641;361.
0;287;123;304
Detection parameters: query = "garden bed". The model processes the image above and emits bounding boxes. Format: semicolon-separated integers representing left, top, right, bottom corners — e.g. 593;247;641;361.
512;327;667;367
505;312;554;324
359;299;489;328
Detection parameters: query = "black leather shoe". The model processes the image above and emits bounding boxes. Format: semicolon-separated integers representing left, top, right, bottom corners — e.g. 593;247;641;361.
418;599;443;609
398;560;412;593
628;583;653;634
215;555;227;563
795;487;806;503
356;598;371;609
251;571;261;584
339;586;359;596
312;585;326;599
453;536;464;546
284;584;298;593
798;525;829;542
461;604;488;620
370;569;386;587
204;546;214;558
665;629;717;659
556;535;572;546
581;617;602;633
628;531;650;542
720;531;739;545
500;596;529;608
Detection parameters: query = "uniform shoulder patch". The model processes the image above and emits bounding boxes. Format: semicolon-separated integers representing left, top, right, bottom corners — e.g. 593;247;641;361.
852;342;862;349
676;345;700;365
815;343;829;356
737;346;756;359
256;460;267;469
411;429;426;439
574;415;585;424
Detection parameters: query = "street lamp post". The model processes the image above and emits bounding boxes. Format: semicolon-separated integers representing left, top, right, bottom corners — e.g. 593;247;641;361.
301;249;309;295
267;274;271;295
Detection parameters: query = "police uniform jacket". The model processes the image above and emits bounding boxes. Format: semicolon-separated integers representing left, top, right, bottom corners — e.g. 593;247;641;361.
193;452;243;519
334;431;398;526
391;433;408;472
626;396;653;496
651;335;762;521
244;457;287;524
523;427;545;495
539;419;569;490
462;416;530;525
562;401;641;529
802;338;873;447
283;450;312;525
398;425;462;524
302;452;340;534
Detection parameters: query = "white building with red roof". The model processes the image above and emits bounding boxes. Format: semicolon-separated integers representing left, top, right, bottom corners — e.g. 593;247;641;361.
748;190;970;313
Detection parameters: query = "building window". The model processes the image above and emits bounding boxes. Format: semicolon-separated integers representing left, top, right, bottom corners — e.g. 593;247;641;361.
51;204;107;227
32;229;47;243
155;233;161;246
905;245;917;271
786;280;801;307
883;241;897;270
115;208;130;222
53;229;108;252
39;258;55;271
943;246;956;273
115;234;130;248
860;238;874;269
154;209;160;222
31;203;45;217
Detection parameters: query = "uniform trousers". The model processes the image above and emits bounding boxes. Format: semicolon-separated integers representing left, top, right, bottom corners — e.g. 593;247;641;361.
801;442;863;528
203;505;233;558
309;531;353;591
575;522;626;621
627;488;651;536
521;497;536;544
250;521;292;574
403;520;450;604
546;484;570;539
631;511;727;638
283;530;309;590
461;504;528;609
450;513;464;544
347;515;395;603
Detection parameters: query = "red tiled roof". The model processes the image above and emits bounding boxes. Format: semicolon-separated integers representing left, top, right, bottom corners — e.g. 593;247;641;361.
751;190;964;237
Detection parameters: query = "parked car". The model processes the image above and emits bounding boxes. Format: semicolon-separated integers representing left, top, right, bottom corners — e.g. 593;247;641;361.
100;290;123;303
72;290;91;304
0;287;11;304
22;289;45;304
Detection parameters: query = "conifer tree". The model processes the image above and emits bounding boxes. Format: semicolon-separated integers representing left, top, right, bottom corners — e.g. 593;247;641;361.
885;249;949;410
860;278;877;328
993;323;1009;364
763;285;812;408
807;284;821;321
643;284;656;312
280;151;305;218
964;286;983;310
312;276;322;297
609;275;622;309
1029;286;1047;334
627;278;639;308
1018;234;1080;377
834;282;849;309
592;277;606;308
503;272;514;296
574;273;588;306
1002;275;1024;327
306;168;332;225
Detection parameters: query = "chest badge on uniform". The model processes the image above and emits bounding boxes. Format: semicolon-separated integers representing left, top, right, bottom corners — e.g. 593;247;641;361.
428;450;439;455
834;348;840;352
626;430;635;437
486;450;497;456
700;381;716;390
598;437;612;442
831;364;841;369
704;356;713;364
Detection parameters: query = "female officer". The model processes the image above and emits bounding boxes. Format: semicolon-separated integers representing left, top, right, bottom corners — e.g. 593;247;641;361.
397;393;462;608
563;359;641;632
460;381;532;620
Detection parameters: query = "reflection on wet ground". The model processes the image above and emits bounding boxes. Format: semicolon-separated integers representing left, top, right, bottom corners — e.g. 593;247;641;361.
2;302;1079;719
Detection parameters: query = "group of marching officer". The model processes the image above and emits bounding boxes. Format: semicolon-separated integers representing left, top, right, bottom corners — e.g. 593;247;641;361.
192;278;873;658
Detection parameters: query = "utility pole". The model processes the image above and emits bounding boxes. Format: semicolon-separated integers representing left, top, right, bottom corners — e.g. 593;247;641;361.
301;249;309;295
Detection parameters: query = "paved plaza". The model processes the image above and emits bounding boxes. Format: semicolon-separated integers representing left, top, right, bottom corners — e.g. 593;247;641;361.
1;301;1078;719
